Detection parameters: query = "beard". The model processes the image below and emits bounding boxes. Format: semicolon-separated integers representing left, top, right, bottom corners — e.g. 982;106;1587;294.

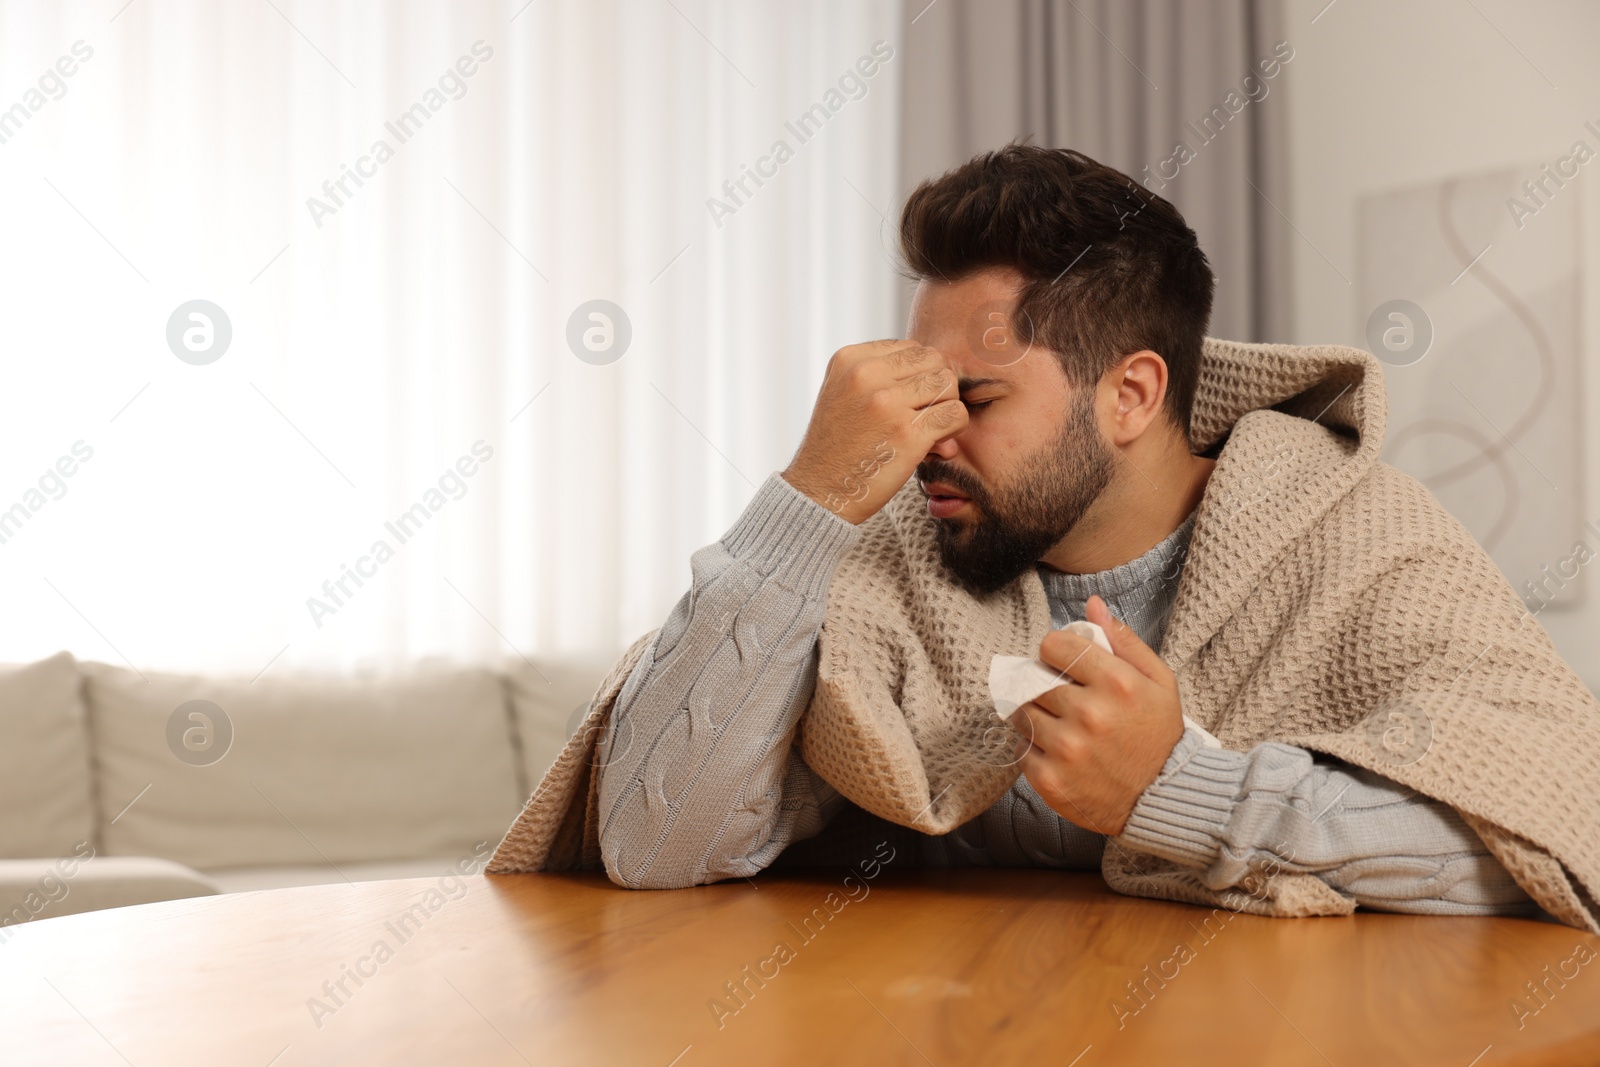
919;390;1115;596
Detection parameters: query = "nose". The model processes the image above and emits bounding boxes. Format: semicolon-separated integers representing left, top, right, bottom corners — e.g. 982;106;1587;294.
925;435;959;461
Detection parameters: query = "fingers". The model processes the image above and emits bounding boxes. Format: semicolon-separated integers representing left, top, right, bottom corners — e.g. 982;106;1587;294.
1011;701;1058;748
1039;599;1171;689
1038;626;1118;688
834;339;940;380
912;397;968;437
1085;595;1172;682
899;369;961;429
893;365;956;407
882;342;945;380
1023;669;1106;727
1015;721;1114;833
883;363;964;441
856;338;921;352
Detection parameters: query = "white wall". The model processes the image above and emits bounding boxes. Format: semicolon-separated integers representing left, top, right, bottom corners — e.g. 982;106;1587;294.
1279;0;1600;690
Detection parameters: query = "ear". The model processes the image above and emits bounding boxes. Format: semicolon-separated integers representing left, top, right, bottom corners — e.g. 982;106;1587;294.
1102;349;1168;447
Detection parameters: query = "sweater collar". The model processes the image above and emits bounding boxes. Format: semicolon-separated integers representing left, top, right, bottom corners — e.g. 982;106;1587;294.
1036;510;1195;603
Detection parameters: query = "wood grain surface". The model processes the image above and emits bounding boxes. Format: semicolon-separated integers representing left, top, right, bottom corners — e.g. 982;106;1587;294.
1;868;1597;1066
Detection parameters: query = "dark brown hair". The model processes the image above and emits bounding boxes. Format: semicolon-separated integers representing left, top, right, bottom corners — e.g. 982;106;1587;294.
899;144;1214;440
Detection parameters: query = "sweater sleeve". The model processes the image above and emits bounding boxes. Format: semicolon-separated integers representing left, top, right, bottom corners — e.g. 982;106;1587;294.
595;473;859;889
1114;727;1540;915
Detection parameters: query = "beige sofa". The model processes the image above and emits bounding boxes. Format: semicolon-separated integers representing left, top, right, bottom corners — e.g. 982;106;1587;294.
0;650;611;930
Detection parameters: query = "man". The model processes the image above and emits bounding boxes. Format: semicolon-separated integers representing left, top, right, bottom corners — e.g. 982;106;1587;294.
491;146;1600;931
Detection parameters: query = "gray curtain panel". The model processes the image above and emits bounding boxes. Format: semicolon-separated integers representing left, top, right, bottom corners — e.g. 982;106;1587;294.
898;0;1293;343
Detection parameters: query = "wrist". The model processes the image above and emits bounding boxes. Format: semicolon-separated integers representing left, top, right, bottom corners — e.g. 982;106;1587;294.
780;466;868;525
724;473;861;596
1115;726;1245;869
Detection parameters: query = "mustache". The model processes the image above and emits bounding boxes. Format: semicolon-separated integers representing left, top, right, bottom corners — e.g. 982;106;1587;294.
916;460;988;507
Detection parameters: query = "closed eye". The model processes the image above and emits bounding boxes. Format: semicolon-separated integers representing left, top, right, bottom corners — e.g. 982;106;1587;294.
964;399;996;411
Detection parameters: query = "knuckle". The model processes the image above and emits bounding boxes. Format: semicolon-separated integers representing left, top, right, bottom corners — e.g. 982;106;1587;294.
842;362;874;391
1040;632;1075;666
1010;707;1039;742
1075;704;1107;738
928;399;965;431
1026;765;1062;803
1007;709;1032;744
1050;732;1084;765
863;390;894;417
887;342;928;365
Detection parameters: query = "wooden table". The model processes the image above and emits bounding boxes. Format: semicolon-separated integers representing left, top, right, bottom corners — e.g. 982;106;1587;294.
2;869;1597;1066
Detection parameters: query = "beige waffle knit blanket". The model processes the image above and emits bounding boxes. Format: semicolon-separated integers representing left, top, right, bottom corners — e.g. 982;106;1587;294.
489;338;1600;932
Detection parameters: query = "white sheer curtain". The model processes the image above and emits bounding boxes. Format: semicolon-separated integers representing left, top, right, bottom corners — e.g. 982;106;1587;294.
0;0;903;674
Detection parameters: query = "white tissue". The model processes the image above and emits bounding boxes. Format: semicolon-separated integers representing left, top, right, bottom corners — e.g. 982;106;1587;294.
988;620;1222;749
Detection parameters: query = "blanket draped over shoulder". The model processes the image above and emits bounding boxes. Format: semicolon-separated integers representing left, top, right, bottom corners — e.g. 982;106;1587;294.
488;338;1600;933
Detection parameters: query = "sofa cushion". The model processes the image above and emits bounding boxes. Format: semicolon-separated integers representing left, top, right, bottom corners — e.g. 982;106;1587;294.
0;652;95;858
502;656;615;793
0;854;218;928
82;663;524;870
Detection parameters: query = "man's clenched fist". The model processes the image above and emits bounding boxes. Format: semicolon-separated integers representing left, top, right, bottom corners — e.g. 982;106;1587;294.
782;340;967;525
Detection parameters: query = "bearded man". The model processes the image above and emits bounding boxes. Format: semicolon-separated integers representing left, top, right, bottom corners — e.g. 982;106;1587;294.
490;145;1600;932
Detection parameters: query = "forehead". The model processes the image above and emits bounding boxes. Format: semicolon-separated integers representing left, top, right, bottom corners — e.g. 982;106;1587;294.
907;267;1059;385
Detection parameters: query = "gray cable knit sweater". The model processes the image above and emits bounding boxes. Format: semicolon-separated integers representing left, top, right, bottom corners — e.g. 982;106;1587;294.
595;473;1536;915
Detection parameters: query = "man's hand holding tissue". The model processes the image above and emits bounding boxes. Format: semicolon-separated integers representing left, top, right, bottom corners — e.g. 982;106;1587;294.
1013;595;1186;836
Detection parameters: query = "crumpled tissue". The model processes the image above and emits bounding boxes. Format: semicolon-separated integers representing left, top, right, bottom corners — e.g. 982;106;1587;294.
988;620;1222;749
